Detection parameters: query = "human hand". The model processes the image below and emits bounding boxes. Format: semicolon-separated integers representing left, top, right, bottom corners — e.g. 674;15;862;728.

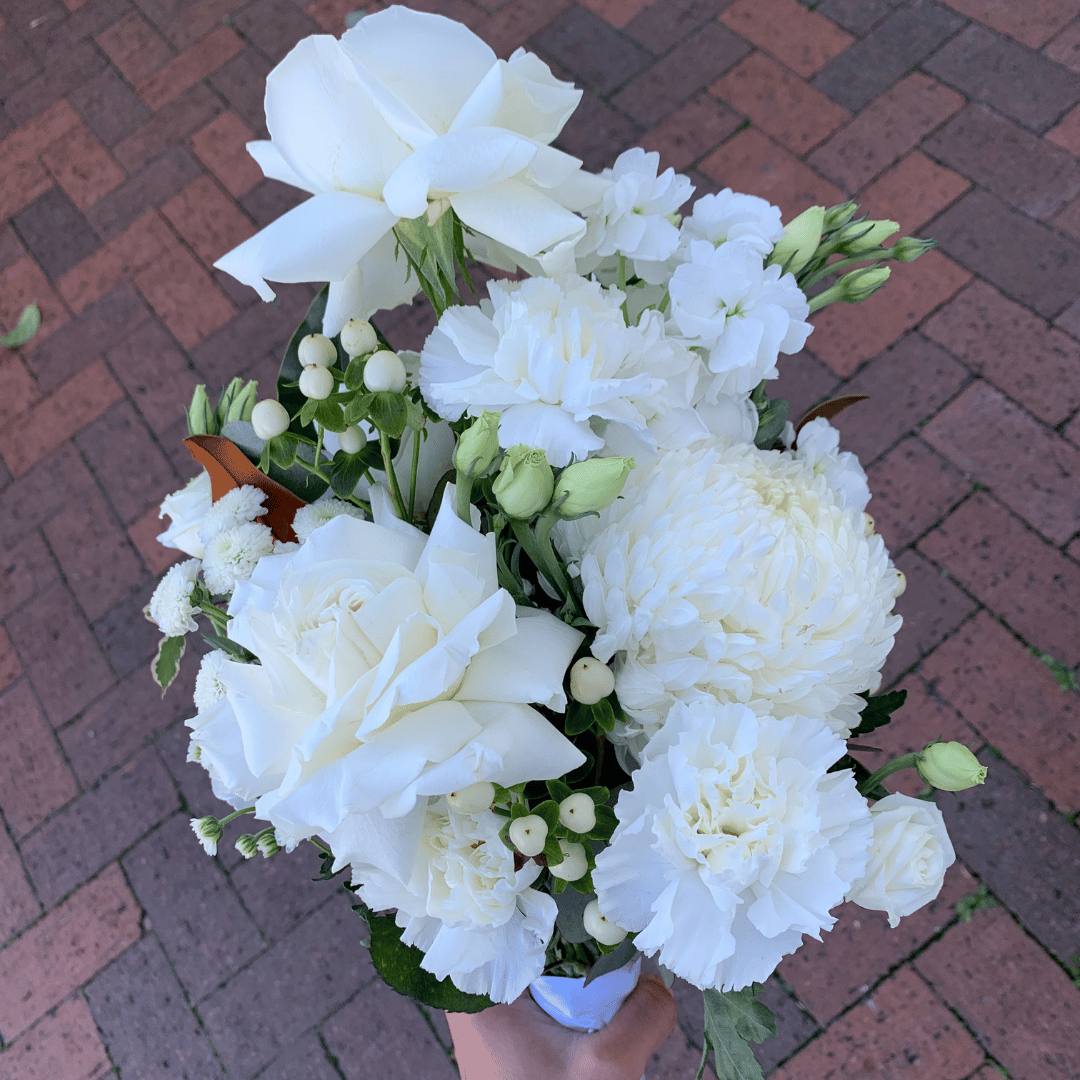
446;972;678;1080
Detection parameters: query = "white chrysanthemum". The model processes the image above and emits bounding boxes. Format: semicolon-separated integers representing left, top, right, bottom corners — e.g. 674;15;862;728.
668;240;811;396
148;558;201;637
293;498;367;543
354;799;557;1003
198;485;267;545
680;189;784;259
193;649;230;712
568;443;903;752
419;274;706;466
157;471;213;559
793;418;870;513
201;522;275;595
593;701;872;991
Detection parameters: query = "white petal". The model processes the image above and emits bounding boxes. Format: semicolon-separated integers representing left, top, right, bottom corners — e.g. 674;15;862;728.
245;140;315;193
321;233;418;335
496;50;582;144
451;178;587;257
498;401;602;468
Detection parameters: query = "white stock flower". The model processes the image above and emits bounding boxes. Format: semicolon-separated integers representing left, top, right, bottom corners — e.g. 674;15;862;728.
148;559;201;638
419;275;706;466
669;240;811;396
569;443;903;753
293;498;367;543
157;471;213;559
354;799;556;1003
793;418;870;513
681;189;784;259
201;522;276;595
214;7;608;332
693;392;759;445
198;485;267;545
846;793;955;927
593;701;872;991
194;650;231;712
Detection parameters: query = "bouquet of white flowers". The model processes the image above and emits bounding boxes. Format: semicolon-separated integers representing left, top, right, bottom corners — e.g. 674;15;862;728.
146;6;987;1074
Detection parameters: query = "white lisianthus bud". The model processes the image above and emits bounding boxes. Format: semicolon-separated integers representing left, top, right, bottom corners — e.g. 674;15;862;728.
340;318;378;357
841;265;891;301
552;457;635;517
364;350;407;392
251;399;290;440
836;219;899;254
298;332;337;368
549;840;588;881
338;426;366;455
191;816;222;856
583;900;627;946
235;833;259;859
446;781;496;815
917;743;987;792
256;827;282;858
492;445;554;520
299;365;335;400
569;657;616;706
767;206;825;275
558;792;597;833
508;814;548;857
890;236;935;263
453;411;501;478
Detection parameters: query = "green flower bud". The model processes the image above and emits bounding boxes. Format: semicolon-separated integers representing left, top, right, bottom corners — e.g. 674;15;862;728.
836;219;899;254
453;412;501;478
917;742;987;791
191;815;222;856
840;265;890;301
235;833;259;859
255;827;282;858
492;445;554;519
767;206;825;275
187;385;214;436
823;200;859;231
226;379;258;424
890;236;936;263
551;457;635;517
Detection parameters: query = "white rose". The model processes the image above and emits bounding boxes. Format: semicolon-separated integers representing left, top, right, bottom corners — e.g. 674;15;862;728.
792;417;870;513
157;471;213;559
846;793;955;927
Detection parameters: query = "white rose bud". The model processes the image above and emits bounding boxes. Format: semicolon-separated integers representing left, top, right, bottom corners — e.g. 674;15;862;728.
338;426;366;455
453;411;501;478
251;399;290;440
298;332;337;368
508;814;548;857
552;457;635;517
549;840;588;881
558;792;596;833
583;900;627;946
569;657;615;706
364;350;407;392
446;781;496;815
340;318;378;357
299;365;335;400
917;742;987;792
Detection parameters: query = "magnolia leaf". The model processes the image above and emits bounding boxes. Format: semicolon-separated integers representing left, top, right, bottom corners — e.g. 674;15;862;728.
223;420;328;504
583;939;637;986
1;303;41;348
850;688;907;738
794;395;870;439
152;635;186;694
700;986;776;1080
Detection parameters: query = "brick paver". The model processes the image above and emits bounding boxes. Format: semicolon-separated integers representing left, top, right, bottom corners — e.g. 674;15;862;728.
1;0;1078;1077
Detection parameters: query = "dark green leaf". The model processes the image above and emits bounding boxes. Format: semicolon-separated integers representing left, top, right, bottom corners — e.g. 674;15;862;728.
312;847;346;882
1;303;41;348
201;633;258;664
543;833;565;865
589;804;617;841
221;420;329;504
344;354;367;390
532;800;561;830
754;397;790;450
583;940;638;986
268;433;299;469
546;779;574;803
593;697;617;733
343;392;374;426
314;399;346;433
329;449;369;499
850;689;907;738
700;985;776;1080
152;635;185;693
369;392;408;438
554;885;595;943
299;397;320;427
564;701;594;737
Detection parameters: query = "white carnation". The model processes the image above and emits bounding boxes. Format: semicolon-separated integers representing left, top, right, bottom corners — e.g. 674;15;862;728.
846;793;955;927
793;418;870;513
198;485;267;546
193;649;230;712
354;799;556;1003
201;522;275;595
157;471;213;559
570;443;903;752
148;559;201;638
681;189;784;259
293;499;367;543
593;701;872;991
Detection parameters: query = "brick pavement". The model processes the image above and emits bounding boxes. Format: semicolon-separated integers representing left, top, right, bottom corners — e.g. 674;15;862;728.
1;0;1079;1076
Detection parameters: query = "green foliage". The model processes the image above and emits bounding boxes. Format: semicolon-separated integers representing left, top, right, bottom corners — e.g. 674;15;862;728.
201;633;259;664
312;846;346;882
850;688;907;738
582;938;637;986
699;985;777;1080
956;884;997;922
330;445;379;499
152;635;185;693
393;209;472;318
754;397;790;450
564;693;623;737
1028;647;1078;691
1;303;41;348
369;391;408;439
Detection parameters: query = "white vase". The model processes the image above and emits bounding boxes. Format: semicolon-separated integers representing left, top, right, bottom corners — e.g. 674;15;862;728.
529;957;642;1033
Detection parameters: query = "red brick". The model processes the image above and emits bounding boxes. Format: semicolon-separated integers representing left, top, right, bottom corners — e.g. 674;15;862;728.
923;279;1080;426
0;624;23;694
134;242;235;348
128;506;183;575
0;815;40;942
0;99;82;163
95;10;174;84
1044;17;1080;73
922;381;1080;545
160;174;256;267
1054;190;1080;244
556;90;646;174
305;0;356;32
0;996;112;1080
699;129;845;221
809;250;972;377
533;7;652;97
0;680;78;839
1047;101;1080;154
0;533;59;623
0;863;142;1039
712;53;850;155
0;153;53;222
580;0;653;27
39;123;125;210
638;95;742;174
942;0;1080;49
0;358;124;477
771;966;984;1080
0;256;69;347
112;84;222;174
231;0;322;65
0;224;25;270
809;73;964;193
915;907;1080;1080
779;862;976;1023
0;353;39;430
921;611;1080;813
154;0;249;50
136;26;245;112
720;0;854;78
859;152;971;233
188;110;262;196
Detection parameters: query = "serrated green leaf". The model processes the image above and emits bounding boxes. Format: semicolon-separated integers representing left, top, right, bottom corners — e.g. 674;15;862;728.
369;392;408;438
152;635;185;693
1;303;41;348
700;986;776;1080
850;688;907;738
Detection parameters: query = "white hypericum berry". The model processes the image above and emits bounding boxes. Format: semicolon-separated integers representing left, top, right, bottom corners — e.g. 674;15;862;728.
298;332;337;368
558;792;597;833
508;814;548;857
338;426;366;455
549;840;588;881
250;399;290;440
583;900;627;946
299;365;335;400
570;657;616;705
364;350;407;393
340;318;378;357
446;781;496;815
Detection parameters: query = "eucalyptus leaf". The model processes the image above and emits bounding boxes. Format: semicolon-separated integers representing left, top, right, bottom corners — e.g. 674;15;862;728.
152;635;185;693
700;985;776;1080
1;303;41;348
554;884;595;944
583;940;638;986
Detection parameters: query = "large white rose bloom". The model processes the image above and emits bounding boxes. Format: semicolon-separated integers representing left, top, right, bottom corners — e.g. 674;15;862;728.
185;486;585;858
793;417;871;514
355;798;556;1003
566;443;903;753
157;471;213;559
846;793;955;927
213;6;608;333
593;700;873;991
419;274;707;466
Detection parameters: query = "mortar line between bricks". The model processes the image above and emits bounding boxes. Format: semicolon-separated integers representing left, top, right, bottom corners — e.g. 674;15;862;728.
0;811;46;927
77;984;122;1079
316;1028;351;1080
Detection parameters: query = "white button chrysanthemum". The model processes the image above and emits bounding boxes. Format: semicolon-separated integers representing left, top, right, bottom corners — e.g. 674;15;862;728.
193;649;231;712
201;522;276;595
197;485;267;546
793;418;871;513
593;700;873;991
147;558;201;638
293;498;367;543
680;189;784;259
419;274;706;466
567;442;903;751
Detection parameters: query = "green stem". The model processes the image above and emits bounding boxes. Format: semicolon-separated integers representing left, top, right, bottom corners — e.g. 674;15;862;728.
379;430;408;520
799;250;890;290
857;752;921;797
307;836;333;854
294;457;333;484
314;423;325;470
455;470;474;525
198;600;229;635
219;807;256;825
511;514;581;615
408;423;422;520
618;255;629;324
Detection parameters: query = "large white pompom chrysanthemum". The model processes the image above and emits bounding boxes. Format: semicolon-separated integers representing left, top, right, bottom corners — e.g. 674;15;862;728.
197;485;267;545
193;649;230;712
147;558;201;637
566;442;902;752
201;522;276;595
593;700;873;992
